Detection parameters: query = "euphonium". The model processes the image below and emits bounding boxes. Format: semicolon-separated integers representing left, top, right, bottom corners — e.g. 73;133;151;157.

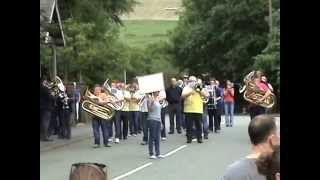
102;79;124;111
241;71;276;108
81;89;115;120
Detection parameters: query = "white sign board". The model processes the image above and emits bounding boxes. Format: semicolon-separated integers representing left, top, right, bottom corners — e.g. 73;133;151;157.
137;73;165;94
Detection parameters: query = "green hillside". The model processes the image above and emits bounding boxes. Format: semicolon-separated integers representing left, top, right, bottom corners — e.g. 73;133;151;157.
119;20;177;49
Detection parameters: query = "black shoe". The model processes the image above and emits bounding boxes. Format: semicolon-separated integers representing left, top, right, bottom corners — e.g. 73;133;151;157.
123;137;127;140
41;138;53;142
104;144;112;147
168;131;174;134
177;130;182;134
197;139;203;143
140;141;147;145
204;136;208;139
187;139;192;143
92;144;101;148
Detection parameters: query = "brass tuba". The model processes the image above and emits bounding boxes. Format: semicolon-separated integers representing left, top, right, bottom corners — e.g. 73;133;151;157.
43;76;65;96
81;89;115;120
241;71;276;108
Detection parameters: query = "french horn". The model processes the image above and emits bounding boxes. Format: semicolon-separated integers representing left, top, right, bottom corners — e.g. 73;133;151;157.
81;89;115;120
241;71;276;108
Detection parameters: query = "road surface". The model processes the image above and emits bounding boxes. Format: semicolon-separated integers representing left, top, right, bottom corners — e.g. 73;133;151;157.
40;115;280;180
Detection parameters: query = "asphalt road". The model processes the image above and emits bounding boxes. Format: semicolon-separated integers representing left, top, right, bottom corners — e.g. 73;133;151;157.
40;115;280;180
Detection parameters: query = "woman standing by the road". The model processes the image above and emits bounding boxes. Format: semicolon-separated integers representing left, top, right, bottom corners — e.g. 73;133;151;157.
147;91;165;159
224;80;235;127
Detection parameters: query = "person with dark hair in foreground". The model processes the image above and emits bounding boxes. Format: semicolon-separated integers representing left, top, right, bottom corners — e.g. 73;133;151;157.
256;145;280;180
221;115;280;180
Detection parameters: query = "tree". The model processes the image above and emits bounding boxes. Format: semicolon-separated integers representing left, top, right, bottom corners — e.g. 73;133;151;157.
169;0;280;112
170;0;279;82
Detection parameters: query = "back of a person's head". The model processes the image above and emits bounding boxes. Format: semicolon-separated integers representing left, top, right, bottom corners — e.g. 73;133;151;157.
248;115;276;145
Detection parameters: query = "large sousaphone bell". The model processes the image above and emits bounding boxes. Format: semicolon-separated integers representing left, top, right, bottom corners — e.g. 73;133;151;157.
69;163;107;180
241;71;276;109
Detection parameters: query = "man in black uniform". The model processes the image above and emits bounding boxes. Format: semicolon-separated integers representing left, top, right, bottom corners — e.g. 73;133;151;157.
165;78;183;134
207;78;223;133
57;90;73;139
40;78;54;141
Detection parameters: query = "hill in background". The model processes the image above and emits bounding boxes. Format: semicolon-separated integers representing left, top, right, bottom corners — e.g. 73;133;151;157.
120;0;182;20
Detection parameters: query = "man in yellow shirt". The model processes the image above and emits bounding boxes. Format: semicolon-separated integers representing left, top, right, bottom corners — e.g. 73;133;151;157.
182;76;209;143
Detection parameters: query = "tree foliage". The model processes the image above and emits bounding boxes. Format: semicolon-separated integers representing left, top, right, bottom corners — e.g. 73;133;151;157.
254;8;280;92
40;0;179;87
170;0;280;84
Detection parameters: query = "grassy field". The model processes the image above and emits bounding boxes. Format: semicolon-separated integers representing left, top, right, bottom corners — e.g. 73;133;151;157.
119;20;178;49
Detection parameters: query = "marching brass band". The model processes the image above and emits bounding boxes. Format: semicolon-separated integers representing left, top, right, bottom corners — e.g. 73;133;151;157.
41;71;275;156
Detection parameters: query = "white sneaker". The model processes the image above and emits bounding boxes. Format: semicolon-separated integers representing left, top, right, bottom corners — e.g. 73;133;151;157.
161;137;167;141
108;138;113;142
133;134;137;137
157;155;165;159
192;138;197;142
115;138;120;143
149;155;157;159
128;134;132;137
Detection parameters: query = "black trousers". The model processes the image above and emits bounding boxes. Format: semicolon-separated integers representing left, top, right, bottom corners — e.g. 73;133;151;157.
112;111;121;139
249;105;266;120
208;108;222;131
185;113;202;140
161;107;167;137
120;111;129;139
141;112;149;142
59;109;72;139
49;108;60;136
168;103;182;132
40;109;51;140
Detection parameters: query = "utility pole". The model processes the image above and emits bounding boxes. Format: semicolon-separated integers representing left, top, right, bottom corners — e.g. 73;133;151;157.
51;45;57;80
124;70;127;84
268;0;273;40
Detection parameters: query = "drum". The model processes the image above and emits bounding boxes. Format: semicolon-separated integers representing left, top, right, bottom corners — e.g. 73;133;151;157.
69;163;107;180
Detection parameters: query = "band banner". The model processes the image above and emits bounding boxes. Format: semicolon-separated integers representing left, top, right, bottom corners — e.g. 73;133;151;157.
137;73;165;94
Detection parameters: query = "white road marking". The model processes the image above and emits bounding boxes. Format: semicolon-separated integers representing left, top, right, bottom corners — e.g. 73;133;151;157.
112;162;153;180
163;145;187;157
111;145;188;180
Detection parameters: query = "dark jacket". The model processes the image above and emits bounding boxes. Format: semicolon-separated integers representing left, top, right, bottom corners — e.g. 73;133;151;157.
165;86;182;104
40;84;54;111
